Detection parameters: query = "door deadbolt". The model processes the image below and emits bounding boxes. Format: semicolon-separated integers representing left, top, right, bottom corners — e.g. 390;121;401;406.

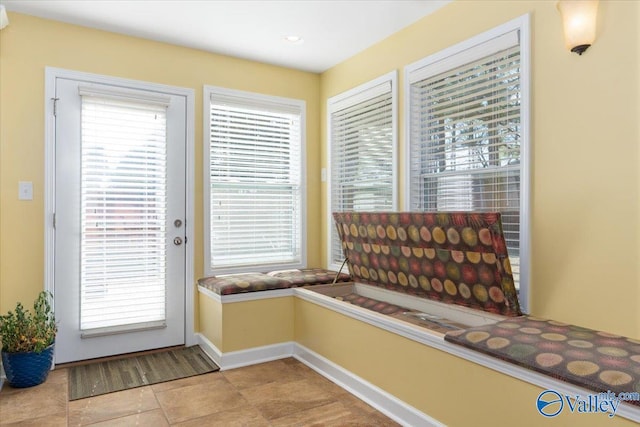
174;219;183;228
173;237;183;246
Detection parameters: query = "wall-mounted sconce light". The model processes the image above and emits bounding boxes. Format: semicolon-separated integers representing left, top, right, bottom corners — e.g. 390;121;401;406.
557;0;599;55
0;5;9;30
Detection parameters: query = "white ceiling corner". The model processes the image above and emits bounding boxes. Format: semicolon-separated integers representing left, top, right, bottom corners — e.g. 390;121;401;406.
2;0;451;73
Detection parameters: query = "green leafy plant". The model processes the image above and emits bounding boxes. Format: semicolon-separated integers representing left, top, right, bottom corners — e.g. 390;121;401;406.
0;291;57;353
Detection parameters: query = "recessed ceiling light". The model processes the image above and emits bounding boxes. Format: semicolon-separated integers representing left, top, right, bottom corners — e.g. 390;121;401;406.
283;35;304;45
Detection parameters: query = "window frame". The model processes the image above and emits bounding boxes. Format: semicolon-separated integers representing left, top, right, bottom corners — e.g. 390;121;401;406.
326;71;398;272
403;15;531;312
204;85;307;276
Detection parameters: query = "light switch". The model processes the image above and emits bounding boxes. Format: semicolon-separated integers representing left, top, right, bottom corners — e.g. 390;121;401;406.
321;168;327;182
18;181;33;200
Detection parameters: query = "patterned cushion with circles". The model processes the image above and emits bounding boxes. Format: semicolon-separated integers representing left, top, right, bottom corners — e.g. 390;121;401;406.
332;212;521;316
268;268;351;287
198;273;292;295
445;315;640;406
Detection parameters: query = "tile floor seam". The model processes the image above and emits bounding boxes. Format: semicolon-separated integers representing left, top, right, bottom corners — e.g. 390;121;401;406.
248;393;276;426
236;381;266;425
233;369;337;424
65;368;71;427
79;407;165;427
220;368;269;423
229;379;258;424
150;386;172;426
221;364;296;424
266;398;340;425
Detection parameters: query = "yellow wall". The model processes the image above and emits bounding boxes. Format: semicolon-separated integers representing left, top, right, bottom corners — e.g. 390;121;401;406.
198;293;223;350
198;294;294;353
319;0;640;337
221;297;295;352
294;298;637;426
0;13;321;316
636;1;640;349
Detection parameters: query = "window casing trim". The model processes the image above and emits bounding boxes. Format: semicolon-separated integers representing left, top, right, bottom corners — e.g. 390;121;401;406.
403;14;531;313
326;71;398;272
203;85;307;276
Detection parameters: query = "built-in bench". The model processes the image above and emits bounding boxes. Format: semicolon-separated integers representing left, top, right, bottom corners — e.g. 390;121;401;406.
301;282;640;408
196;213;640;424
316;211;640;418
195;268;351;366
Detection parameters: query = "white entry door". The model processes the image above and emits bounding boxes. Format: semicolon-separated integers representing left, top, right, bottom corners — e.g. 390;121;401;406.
53;76;187;363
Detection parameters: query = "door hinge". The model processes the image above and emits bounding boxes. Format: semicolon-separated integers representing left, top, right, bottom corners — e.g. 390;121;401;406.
52;213;56;229
52;97;59;116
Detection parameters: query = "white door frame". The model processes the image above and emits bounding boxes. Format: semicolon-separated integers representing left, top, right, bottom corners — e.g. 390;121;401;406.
44;67;196;348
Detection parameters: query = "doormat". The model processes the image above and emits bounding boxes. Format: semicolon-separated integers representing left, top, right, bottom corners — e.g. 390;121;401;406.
68;346;219;401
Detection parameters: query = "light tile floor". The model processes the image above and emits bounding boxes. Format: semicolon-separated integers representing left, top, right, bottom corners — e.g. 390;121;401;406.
0;357;399;426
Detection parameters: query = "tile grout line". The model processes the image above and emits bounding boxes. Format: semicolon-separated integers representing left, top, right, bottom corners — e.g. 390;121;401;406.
224;360;341;426
64;368;71;426
150;383;173;425
220;370;271;425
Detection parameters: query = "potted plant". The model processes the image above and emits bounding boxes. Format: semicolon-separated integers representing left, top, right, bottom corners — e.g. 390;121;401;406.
0;291;57;388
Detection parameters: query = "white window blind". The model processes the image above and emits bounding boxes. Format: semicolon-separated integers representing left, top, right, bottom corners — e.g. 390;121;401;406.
408;28;524;289
208;90;304;272
80;92;168;333
329;77;395;266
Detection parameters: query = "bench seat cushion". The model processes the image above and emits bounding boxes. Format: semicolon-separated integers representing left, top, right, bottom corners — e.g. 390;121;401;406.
268;268;351;286
445;315;640;405
198;273;292;295
197;269;350;296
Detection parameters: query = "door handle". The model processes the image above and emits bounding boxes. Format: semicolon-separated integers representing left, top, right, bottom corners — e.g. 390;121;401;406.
173;237;183;246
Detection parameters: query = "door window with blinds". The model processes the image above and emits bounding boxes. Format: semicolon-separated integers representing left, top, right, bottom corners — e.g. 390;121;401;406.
327;72;397;270
205;87;306;274
405;17;530;308
79;87;170;334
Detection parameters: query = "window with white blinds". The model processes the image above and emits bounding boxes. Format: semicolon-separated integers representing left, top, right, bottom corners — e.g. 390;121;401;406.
328;73;397;268
406;18;529;304
80;90;169;332
206;87;305;274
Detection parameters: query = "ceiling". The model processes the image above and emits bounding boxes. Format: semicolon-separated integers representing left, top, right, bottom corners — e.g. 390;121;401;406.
2;0;450;73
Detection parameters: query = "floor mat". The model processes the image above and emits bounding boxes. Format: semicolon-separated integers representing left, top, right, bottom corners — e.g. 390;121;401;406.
68;346;219;400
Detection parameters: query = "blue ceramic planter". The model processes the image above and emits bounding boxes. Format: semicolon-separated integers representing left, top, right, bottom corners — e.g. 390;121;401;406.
2;344;54;388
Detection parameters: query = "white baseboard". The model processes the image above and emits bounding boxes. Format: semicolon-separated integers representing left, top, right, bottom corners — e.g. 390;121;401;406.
195;333;293;370
293;343;443;427
195;333;223;368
